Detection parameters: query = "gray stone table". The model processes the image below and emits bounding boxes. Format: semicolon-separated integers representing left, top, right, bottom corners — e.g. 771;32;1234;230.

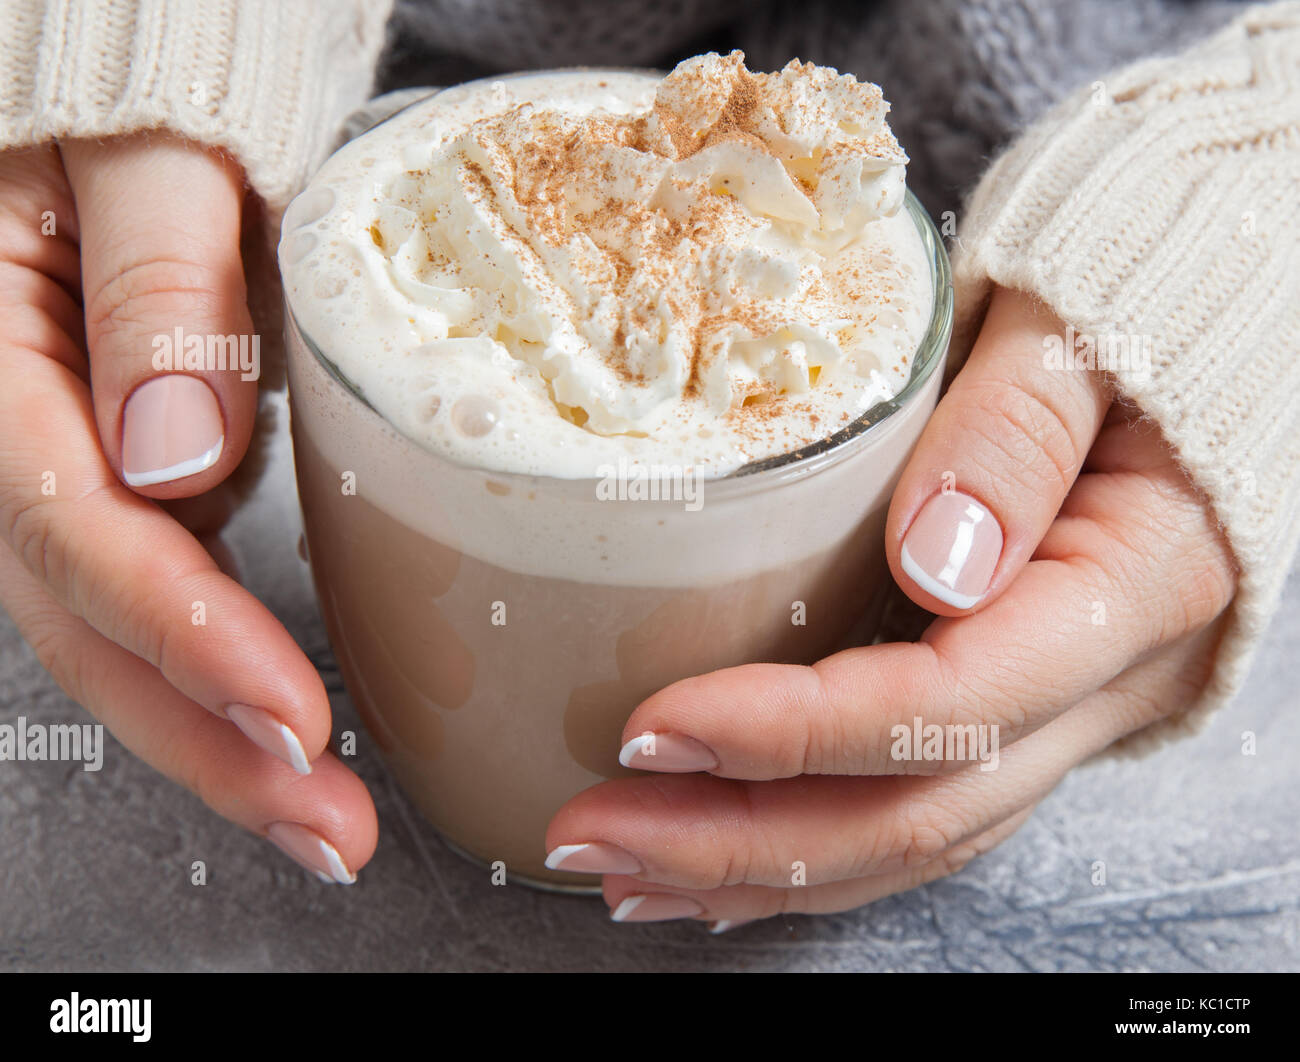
2;393;1297;972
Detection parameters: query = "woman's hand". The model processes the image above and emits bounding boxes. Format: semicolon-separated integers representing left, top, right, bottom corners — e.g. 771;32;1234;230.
546;286;1238;928
0;136;376;883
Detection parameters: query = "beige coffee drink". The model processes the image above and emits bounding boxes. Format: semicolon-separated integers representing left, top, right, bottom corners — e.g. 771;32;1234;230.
281;54;952;889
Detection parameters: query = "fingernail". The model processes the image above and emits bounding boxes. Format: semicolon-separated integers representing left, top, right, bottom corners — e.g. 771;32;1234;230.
545;842;644;874
266;822;356;884
122;374;224;486
708;919;753;935
619;732;718;772
900;491;1003;608
610;894;705;923
226;703;312;775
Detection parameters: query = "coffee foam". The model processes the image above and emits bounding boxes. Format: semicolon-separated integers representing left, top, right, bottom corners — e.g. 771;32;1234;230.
287;305;944;586
280;59;932;480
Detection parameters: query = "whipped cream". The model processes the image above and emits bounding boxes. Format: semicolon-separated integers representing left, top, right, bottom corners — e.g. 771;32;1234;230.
280;53;933;478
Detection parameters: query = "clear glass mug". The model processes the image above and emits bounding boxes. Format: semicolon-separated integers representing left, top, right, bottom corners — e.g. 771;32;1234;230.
284;72;954;892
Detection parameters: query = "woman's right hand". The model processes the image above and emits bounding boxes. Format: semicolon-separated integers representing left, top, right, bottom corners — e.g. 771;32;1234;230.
0;134;376;883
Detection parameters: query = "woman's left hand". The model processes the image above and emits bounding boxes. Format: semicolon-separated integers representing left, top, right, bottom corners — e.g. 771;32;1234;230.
546;286;1238;929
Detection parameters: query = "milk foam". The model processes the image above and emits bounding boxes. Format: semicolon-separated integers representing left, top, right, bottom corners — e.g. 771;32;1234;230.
280;56;932;479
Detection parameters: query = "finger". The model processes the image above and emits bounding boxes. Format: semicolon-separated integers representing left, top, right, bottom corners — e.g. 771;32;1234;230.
60;133;258;498
601;806;1036;927
0;145;85;379
0;346;331;772
0;541;377;881
552;702;1080;891
615;419;1236;780
551;621;1218;895
886;287;1111;614
617;563;1109;779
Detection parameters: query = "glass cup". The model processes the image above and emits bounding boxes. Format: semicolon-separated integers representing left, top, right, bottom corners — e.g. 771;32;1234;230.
284;72;954;892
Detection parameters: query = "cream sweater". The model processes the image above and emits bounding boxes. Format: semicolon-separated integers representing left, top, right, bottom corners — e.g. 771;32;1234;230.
952;3;1300;751
0;0;392;208
1;0;1297;752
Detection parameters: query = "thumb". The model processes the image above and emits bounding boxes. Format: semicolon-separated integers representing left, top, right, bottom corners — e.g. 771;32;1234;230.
886;286;1112;614
61;133;258;499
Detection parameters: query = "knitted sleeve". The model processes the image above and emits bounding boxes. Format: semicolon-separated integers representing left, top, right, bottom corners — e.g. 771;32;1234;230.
950;1;1300;753
0;0;394;211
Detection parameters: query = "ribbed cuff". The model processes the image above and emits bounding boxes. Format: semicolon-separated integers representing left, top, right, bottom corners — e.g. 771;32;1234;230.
949;2;1300;754
0;0;393;211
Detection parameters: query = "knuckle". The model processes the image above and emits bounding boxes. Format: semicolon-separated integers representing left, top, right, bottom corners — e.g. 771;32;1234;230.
1108;684;1171;733
626;773;693;819
4;489;64;588
715;840;754;891
931;642;1032;738
1084;516;1175;649
164;727;220;811
930;842;981;881
702;779;792;889
1089;477;1239;647
25;617;90;702
898;815;954;870
631;775;759;888
947;675;1016;734
1179;555;1237;629
923;809;1034;883
772;889;799;918
1170;514;1238;631
0;206;51;271
2;298;62;356
3;475;180;675
929;828;997;880
857;797;957;874
968;379;1082;498
0;261;49;313
85;255;225;342
106;579;167;671
802;663;854;775
711;783;762;888
3;480;117;606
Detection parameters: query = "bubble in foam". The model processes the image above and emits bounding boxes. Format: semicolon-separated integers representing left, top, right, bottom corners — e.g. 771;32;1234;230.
285;231;317;264
285;186;336;229
415;393;442;423
452;394;499;437
314;272;346;299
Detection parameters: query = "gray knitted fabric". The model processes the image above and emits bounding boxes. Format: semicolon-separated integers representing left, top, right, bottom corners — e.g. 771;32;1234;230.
377;0;752;94
376;0;1246;212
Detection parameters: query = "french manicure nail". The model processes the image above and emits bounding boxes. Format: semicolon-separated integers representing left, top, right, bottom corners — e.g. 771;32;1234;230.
619;732;717;772
610;894;705;923
267;822;356;884
708;919;753;935
122;374;224;486
900;490;1003;608
544;842;644;874
226;704;312;775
